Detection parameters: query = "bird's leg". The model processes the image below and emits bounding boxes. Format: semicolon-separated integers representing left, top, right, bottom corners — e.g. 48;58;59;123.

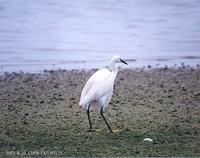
87;104;93;131
100;107;113;133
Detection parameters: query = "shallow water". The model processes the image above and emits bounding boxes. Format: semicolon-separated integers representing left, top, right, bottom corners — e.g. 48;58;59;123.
0;0;200;72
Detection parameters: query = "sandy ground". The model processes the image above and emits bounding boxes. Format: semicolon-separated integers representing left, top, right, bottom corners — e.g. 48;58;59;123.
0;67;200;157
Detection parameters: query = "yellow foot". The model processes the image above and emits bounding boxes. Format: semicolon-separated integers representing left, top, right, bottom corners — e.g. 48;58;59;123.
112;129;123;133
95;129;102;132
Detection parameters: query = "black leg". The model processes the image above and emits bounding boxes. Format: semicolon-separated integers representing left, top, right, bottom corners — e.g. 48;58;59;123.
100;107;113;133
87;104;93;131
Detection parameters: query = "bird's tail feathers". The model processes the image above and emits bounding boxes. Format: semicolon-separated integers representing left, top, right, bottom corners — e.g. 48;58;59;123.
79;96;90;109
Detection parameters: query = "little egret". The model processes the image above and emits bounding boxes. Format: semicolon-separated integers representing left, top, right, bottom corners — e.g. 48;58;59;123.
79;55;128;133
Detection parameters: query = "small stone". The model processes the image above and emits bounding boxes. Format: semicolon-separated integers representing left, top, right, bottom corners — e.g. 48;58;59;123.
24;112;29;116
23;120;28;125
70;97;75;101
143;138;153;142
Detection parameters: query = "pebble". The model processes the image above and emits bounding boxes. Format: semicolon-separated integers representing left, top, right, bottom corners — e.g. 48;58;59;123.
143;138;153;142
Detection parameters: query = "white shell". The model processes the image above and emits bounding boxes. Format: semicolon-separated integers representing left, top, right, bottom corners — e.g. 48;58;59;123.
143;138;153;142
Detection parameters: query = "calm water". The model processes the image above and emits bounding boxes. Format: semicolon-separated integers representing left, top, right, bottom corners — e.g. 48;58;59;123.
0;0;200;72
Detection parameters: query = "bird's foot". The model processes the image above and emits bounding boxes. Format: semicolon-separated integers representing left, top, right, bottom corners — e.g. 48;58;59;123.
94;129;102;132
111;129;123;133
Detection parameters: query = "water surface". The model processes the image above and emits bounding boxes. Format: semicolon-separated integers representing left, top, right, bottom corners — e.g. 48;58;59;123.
0;0;200;72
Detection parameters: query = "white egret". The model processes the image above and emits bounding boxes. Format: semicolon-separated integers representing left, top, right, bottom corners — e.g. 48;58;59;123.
79;55;128;133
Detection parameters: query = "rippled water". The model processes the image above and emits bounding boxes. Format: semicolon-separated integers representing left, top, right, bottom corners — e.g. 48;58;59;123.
0;0;200;72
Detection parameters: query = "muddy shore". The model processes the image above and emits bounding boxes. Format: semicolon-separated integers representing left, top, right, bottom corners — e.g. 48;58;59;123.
0;67;200;157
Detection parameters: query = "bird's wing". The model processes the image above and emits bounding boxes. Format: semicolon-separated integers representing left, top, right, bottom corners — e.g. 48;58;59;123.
79;68;111;106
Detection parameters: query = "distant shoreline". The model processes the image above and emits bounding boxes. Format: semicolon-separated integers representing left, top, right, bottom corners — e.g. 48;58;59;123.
1;57;200;74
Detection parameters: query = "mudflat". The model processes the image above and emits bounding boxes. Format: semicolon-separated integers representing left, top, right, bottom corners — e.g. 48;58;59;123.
0;68;200;157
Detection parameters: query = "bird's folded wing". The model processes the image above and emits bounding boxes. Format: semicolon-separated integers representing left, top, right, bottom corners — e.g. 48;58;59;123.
79;68;111;106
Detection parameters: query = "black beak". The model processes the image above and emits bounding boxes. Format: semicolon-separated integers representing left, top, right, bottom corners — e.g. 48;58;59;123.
120;58;128;65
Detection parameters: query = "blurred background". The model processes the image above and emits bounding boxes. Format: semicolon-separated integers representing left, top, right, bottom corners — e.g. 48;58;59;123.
0;0;200;72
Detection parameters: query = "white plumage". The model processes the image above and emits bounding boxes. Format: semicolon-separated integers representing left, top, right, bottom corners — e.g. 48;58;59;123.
79;55;128;133
79;68;115;111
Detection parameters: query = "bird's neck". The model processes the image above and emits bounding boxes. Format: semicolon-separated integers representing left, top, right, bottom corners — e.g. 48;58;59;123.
109;61;118;74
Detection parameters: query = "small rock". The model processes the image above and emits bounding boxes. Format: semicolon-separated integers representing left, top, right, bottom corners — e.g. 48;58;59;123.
135;150;140;154
143;138;153;142
70;97;75;101
24;112;29;116
194;92;200;96
148;65;151;69
23;120;28;125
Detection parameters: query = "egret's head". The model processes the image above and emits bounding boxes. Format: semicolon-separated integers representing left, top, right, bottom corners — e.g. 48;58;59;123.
111;55;128;65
